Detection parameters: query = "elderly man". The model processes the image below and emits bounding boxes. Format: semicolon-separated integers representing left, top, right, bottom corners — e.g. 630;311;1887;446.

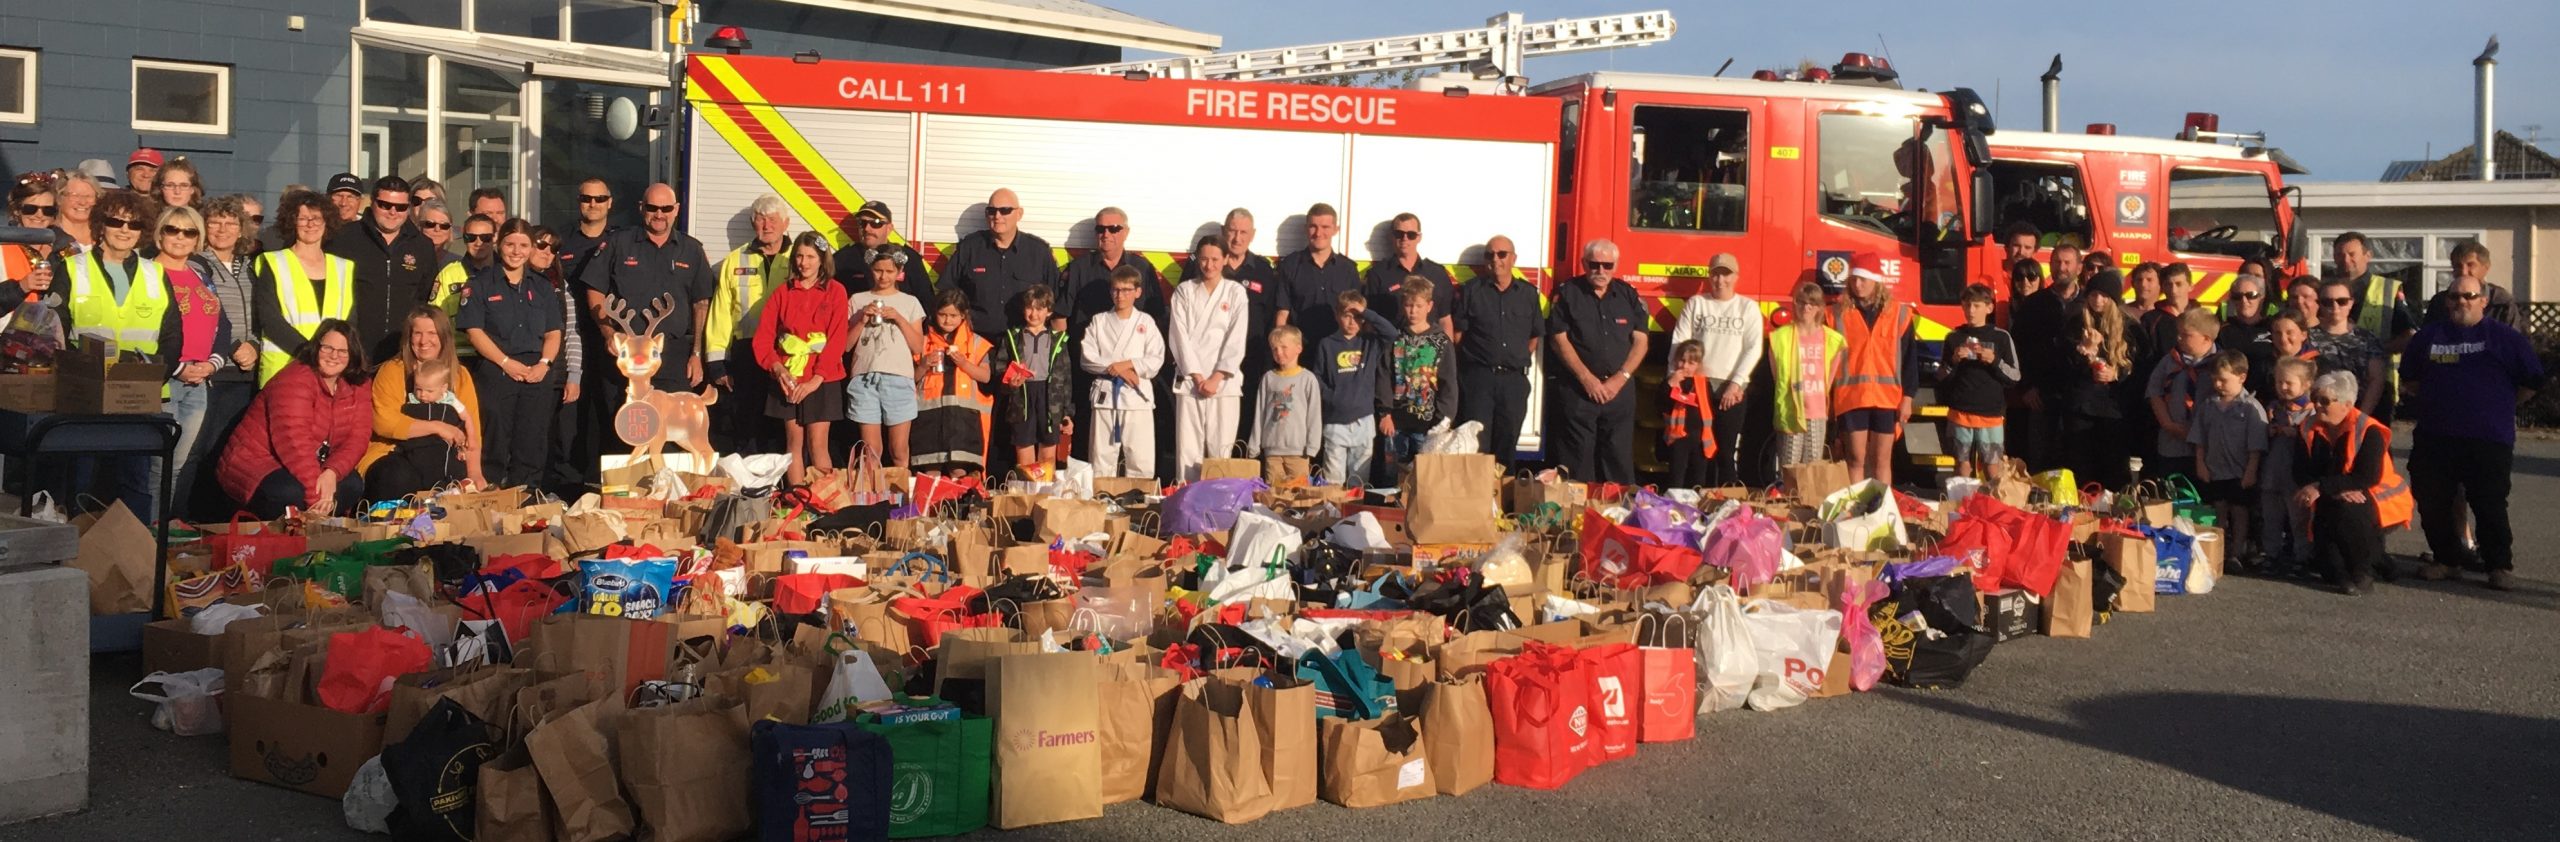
1064;206;1163;327
327;175;442;362
946;188;1061;341
1362;212;1453;334
126;148;163;195
1667;252;1763;486
579;183;717;393
1279;202;1360;341
1454;234;1541;466
2401;274;2544;591
1546;240;1650;483
707;195;794;453
2423;241;2518;328
836;200;930;304
326;173;366;223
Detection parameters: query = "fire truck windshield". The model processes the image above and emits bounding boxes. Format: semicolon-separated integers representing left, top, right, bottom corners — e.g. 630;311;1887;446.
2166;168;2281;260
1816;112;1957;244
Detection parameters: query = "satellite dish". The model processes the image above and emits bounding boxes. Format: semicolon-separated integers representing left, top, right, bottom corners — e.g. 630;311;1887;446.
606;97;640;141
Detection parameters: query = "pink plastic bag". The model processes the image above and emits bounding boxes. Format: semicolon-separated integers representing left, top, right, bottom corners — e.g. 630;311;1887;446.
1840;578;1888;692
1702;506;1783;591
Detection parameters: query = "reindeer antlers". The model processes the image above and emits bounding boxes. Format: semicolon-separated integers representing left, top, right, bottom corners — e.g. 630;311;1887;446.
603;293;681;337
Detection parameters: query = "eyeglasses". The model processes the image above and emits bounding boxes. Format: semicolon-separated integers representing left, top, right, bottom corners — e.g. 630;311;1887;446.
2452;291;2483;301
159;225;200;238
14;203;54;217
315;344;351;357
2321;297;2354;307
464;233;496;244
1487;250;1512;259
375;200;411;212
578;194;612;204
100;217;145;232
1392;230;1420;241
1585;260;1615;271
418;220;452;231
640;202;677;214
1094;224;1125;235
985;206;1017;217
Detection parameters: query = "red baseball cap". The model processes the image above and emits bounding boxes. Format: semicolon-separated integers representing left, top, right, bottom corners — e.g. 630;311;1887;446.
127;148;165;169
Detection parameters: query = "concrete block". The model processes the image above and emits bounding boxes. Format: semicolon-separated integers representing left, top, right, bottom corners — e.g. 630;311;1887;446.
0;565;90;825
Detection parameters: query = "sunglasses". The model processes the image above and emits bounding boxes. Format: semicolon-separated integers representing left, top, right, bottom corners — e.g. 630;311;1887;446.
464;233;496;244
1392;230;1420;241
578;194;612;204
159;225;200;238
2451;291;2483;301
535;240;556;249
100;217;145;232
15;203;54;217
418;220;452;231
375;200;411;212
640;202;677;214
245;214;265;225
985;206;1017;217
1094;224;1125;234
2322;297;2354;306
2235;292;2263;300
1585;260;1615;271
858;218;889;229
1487;250;1512;259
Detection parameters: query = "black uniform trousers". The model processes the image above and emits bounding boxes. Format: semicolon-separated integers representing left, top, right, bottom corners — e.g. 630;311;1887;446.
1548;380;1636;484
1458;364;1530;470
2311;497;2387;587
2410;431;2515;572
473;358;560;489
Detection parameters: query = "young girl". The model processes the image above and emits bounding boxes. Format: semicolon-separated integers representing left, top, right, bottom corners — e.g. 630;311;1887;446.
1169;237;1250;482
2258;356;2317;576
1767;280;1844;470
752;232;849;487
847;248;926;467
911;289;993;477
1662;340;1716;487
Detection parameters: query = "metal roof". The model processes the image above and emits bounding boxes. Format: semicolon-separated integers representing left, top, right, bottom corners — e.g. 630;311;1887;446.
776;0;1221;55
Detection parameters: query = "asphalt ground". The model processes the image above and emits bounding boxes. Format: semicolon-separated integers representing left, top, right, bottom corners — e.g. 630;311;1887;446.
11;434;2557;842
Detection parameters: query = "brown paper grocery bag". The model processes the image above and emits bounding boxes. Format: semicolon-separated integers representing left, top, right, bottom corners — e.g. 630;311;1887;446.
988;653;1103;828
1033;497;1108;542
475;748;551;842
524;696;632;842
1407;453;1502;544
1153;674;1274;823
616;697;750;842
708;662;816;728
2044;557;2095;639
1781;459;1853;504
937;628;1039;696
1208;667;1316;811
1261;456;1312;487
1200;454;1261;481
71;499;155;615
1319;713;1437;808
1992;458;2036;507
1418;675;1495;795
2100;531;2156;613
1432;630;1522;680
1096;661;1181;805
362;562;438;611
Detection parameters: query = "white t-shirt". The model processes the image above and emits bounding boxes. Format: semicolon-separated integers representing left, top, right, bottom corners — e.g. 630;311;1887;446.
846;290;925;376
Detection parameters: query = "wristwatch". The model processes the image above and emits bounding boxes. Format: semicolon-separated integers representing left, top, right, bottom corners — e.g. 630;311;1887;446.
538;356;554;366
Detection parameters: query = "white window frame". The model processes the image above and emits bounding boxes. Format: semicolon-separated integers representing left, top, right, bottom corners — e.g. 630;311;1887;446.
130;58;231;135
2308;229;2488;303
0;47;35;125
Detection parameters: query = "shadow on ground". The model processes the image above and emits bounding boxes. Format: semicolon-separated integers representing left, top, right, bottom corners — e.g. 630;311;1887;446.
1888;691;2559;841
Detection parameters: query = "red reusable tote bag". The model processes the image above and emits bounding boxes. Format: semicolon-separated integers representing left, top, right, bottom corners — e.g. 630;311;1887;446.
206;514;307;577
1635;615;1697;743
1579;643;1641;763
1487;642;1595;790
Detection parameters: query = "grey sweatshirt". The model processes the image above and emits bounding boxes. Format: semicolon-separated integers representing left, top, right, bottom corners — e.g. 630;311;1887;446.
1247;366;1325;457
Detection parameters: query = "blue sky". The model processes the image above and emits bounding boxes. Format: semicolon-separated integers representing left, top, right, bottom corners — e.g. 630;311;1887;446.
1104;0;2556;182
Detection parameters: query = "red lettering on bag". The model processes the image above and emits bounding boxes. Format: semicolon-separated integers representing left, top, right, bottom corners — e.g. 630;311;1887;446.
1784;657;1825;691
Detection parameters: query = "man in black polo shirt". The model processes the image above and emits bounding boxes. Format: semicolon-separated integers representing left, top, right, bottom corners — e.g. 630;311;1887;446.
1455;234;1541;467
1278;203;1360;343
578;183;717;394
1546;239;1649;483
835;200;931;304
1363;211;1454;335
327;175;441;362
550;177;619;497
1063;206;1166;464
945;188;1062;342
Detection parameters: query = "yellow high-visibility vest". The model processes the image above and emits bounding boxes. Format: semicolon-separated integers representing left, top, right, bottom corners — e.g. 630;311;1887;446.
258;250;355;385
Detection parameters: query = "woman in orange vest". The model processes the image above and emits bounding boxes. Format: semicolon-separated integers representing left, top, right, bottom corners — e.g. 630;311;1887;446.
2293;369;2410;595
2;172;62;311
1829;253;1919;489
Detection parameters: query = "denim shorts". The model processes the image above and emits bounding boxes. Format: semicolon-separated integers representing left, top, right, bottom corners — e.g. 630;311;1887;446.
1950;423;2006;452
846;372;919;425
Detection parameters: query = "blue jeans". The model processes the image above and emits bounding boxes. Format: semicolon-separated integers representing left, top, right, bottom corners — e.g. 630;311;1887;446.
1380;429;1430;486
159;379;210;520
1321;419;1376;487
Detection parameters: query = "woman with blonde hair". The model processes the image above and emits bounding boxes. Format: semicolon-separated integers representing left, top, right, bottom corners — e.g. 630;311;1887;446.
363;304;485;497
2058;268;2139;488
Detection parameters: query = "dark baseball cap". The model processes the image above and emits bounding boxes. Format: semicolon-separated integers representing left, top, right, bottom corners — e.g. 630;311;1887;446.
854;200;892;222
327;173;364;195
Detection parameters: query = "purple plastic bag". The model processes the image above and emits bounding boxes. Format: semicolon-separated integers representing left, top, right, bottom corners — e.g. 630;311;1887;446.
1882;554;1967;584
1628;489;1708;548
1163;478;1270;535
1702;505;1783;591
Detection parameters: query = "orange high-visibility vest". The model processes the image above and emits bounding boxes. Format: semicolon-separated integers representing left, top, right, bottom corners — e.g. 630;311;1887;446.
2305;409;2411;529
1831;299;1913;412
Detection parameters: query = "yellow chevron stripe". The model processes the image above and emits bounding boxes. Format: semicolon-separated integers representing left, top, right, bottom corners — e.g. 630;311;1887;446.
691;57;937;284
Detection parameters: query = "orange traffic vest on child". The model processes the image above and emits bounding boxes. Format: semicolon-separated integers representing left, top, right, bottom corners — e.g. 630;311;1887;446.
2304;409;2411;529
1664;374;1718;456
1831;299;1913;412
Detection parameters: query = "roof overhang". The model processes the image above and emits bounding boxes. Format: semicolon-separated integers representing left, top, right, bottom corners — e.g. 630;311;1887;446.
2288;180;2560;209
772;0;1220;56
353;21;672;89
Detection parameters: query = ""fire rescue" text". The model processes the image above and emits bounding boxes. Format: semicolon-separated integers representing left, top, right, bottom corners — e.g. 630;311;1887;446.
1185;87;1399;127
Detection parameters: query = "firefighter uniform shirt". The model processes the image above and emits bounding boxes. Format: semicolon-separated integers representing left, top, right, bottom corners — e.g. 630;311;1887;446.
1363;257;1455;329
579;228;716;344
944;229;1061;340
1278;249;1361;341
1547;278;1649;382
1454;273;1541;371
455;266;566;364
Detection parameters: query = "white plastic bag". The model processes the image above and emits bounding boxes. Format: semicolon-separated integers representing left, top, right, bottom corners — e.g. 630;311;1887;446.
130;668;227;736
1689;585;1758;714
716;452;791;491
1943;475;1984;506
342;755;397;834
1820;479;1908;551
2187;529;2221;595
1207;507;1301;604
26;490;66;524
813;646;896;723
1475;532;1533;593
1740;601;1843;711
1420;418;1486;455
1325;511;1391;551
188;601;269;635
789;556;868;577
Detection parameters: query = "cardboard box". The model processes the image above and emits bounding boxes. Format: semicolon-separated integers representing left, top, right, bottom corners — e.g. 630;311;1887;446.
228;693;386;798
1982;588;2041;642
0;371;55;412
142;619;221;674
56;341;161;414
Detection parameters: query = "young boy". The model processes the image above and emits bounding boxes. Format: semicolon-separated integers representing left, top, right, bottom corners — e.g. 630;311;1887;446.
1937;284;2020;479
1380;280;1457;483
990;284;1073;479
1169;237;1250;482
1246;325;1323;484
1078;265;1165;479
2187;350;2268;565
2257;356;2317;574
2145;307;2223;482
1314;290;1388;486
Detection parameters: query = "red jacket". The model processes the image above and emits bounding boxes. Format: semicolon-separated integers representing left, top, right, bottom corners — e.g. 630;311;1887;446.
752;278;850;387
219;362;374;506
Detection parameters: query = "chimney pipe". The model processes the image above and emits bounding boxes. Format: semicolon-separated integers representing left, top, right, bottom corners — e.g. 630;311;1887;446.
2039;55;2062;132
2475;36;2499;181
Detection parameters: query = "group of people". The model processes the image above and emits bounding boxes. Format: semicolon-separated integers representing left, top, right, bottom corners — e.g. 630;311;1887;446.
0;155;2541;593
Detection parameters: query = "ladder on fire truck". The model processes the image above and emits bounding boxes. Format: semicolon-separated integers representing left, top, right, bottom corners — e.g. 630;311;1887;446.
1050;10;1677;84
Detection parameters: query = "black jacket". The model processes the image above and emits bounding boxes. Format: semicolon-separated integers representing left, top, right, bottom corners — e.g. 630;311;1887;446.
327;221;441;361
